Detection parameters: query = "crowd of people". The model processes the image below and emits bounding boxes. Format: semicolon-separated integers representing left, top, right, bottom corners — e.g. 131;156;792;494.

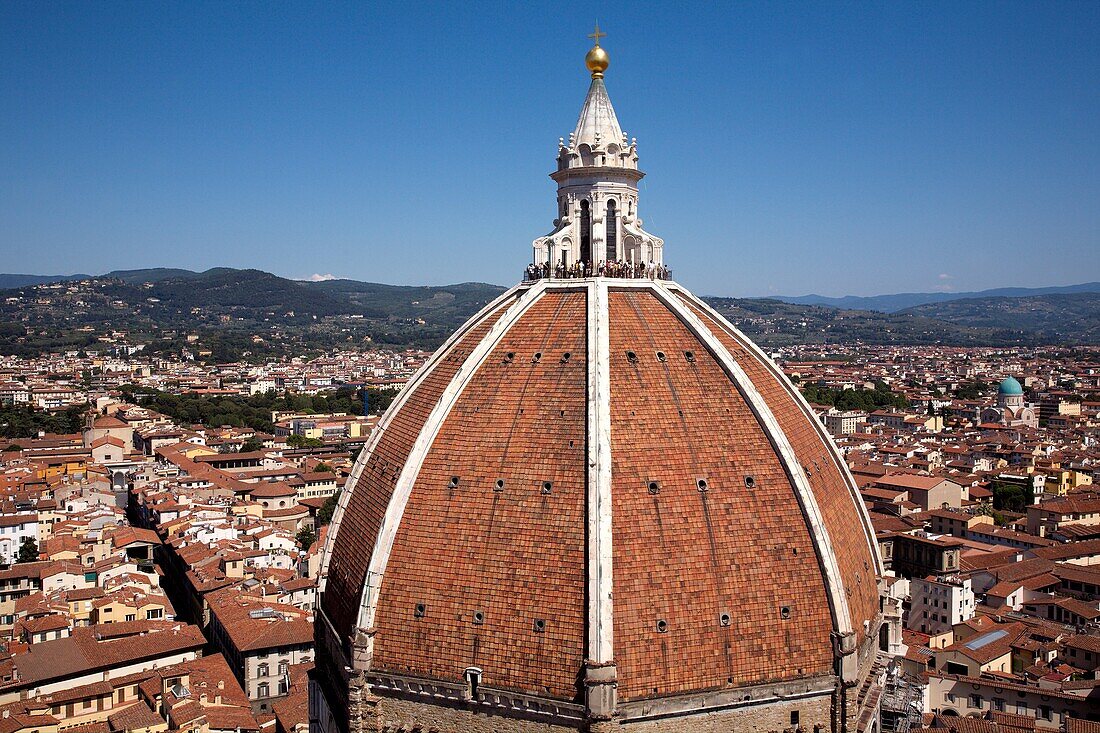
524;260;672;281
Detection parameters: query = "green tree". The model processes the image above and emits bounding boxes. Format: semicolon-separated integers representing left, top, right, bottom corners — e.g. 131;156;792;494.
314;461;333;473
239;437;265;453
800;382;909;411
16;537;38;563
287;434;324;449
317;490;341;527
361;387;398;415
991;482;1029;512
0;405;88;439
954;380;987;400
296;525;317;550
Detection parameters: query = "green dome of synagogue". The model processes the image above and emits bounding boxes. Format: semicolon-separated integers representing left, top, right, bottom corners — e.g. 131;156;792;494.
998;376;1024;395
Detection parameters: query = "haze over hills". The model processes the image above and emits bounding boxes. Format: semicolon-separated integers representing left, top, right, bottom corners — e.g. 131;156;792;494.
0;273;91;289
769;282;1100;313
0;268;206;290
901;292;1100;343
0;268;1097;359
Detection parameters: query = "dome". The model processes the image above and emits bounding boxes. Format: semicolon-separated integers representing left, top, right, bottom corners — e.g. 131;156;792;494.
998;376;1024;395
316;279;884;731
311;34;888;733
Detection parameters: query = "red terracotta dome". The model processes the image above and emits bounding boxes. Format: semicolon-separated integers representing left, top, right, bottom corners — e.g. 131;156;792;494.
315;279;884;732
312;38;889;733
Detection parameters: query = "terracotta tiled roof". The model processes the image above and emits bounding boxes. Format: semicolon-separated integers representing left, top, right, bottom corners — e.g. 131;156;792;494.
1068;719;1100;733
323;283;882;704
247;481;298;498
7;623;205;687
207;589;312;653
875;473;954;491
107;702;166;731
323;293;516;637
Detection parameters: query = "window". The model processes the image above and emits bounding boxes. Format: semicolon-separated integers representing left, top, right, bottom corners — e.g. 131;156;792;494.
258;683;270;698
124;614;136;622
463;667;481;700
258;664;269;676
605;200;617;261
580;200;591;264
146;608;163;620
969;694;982;709
1037;705;1052;721
992;698;1005;712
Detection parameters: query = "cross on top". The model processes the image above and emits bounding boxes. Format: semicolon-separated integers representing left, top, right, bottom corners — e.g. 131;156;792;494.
588;22;606;46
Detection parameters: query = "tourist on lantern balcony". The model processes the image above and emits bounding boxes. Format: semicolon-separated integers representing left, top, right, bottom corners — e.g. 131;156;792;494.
524;259;671;281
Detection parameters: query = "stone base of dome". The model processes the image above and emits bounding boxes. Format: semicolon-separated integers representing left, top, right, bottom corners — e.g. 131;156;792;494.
332;688;838;733
310;665;886;733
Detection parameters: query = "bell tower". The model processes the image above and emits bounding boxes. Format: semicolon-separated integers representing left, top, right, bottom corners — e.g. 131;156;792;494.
532;26;664;271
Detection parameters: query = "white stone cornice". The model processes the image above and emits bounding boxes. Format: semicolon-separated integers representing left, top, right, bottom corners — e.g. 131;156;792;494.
650;283;854;642
317;284;527;594
352;281;550;665
666;282;883;576
586;279;614;665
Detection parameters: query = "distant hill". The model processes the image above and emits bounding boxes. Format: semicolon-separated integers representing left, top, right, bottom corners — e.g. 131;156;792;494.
703;297;1034;347
0;274;90;289
0;268;508;358
1;267;1095;360
102;268;204;284
770;282;1100;313
899;292;1100;344
0;268;203;289
307;278;506;319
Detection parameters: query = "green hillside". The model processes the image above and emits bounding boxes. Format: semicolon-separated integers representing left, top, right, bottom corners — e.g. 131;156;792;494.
1;268;1094;361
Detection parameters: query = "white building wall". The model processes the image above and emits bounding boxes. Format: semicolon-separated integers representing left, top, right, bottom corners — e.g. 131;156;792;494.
0;517;40;565
909;577;975;635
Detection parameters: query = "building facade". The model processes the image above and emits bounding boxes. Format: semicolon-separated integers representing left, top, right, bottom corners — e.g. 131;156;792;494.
908;575;975;635
979;376;1038;428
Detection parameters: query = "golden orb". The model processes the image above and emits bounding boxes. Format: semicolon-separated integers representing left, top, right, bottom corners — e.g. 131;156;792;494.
585;45;609;77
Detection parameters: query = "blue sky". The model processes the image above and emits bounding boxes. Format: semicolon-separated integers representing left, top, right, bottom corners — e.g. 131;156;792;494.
1;1;1097;297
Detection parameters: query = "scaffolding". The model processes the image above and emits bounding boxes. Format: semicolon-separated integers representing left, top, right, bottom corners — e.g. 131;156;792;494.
879;659;924;733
